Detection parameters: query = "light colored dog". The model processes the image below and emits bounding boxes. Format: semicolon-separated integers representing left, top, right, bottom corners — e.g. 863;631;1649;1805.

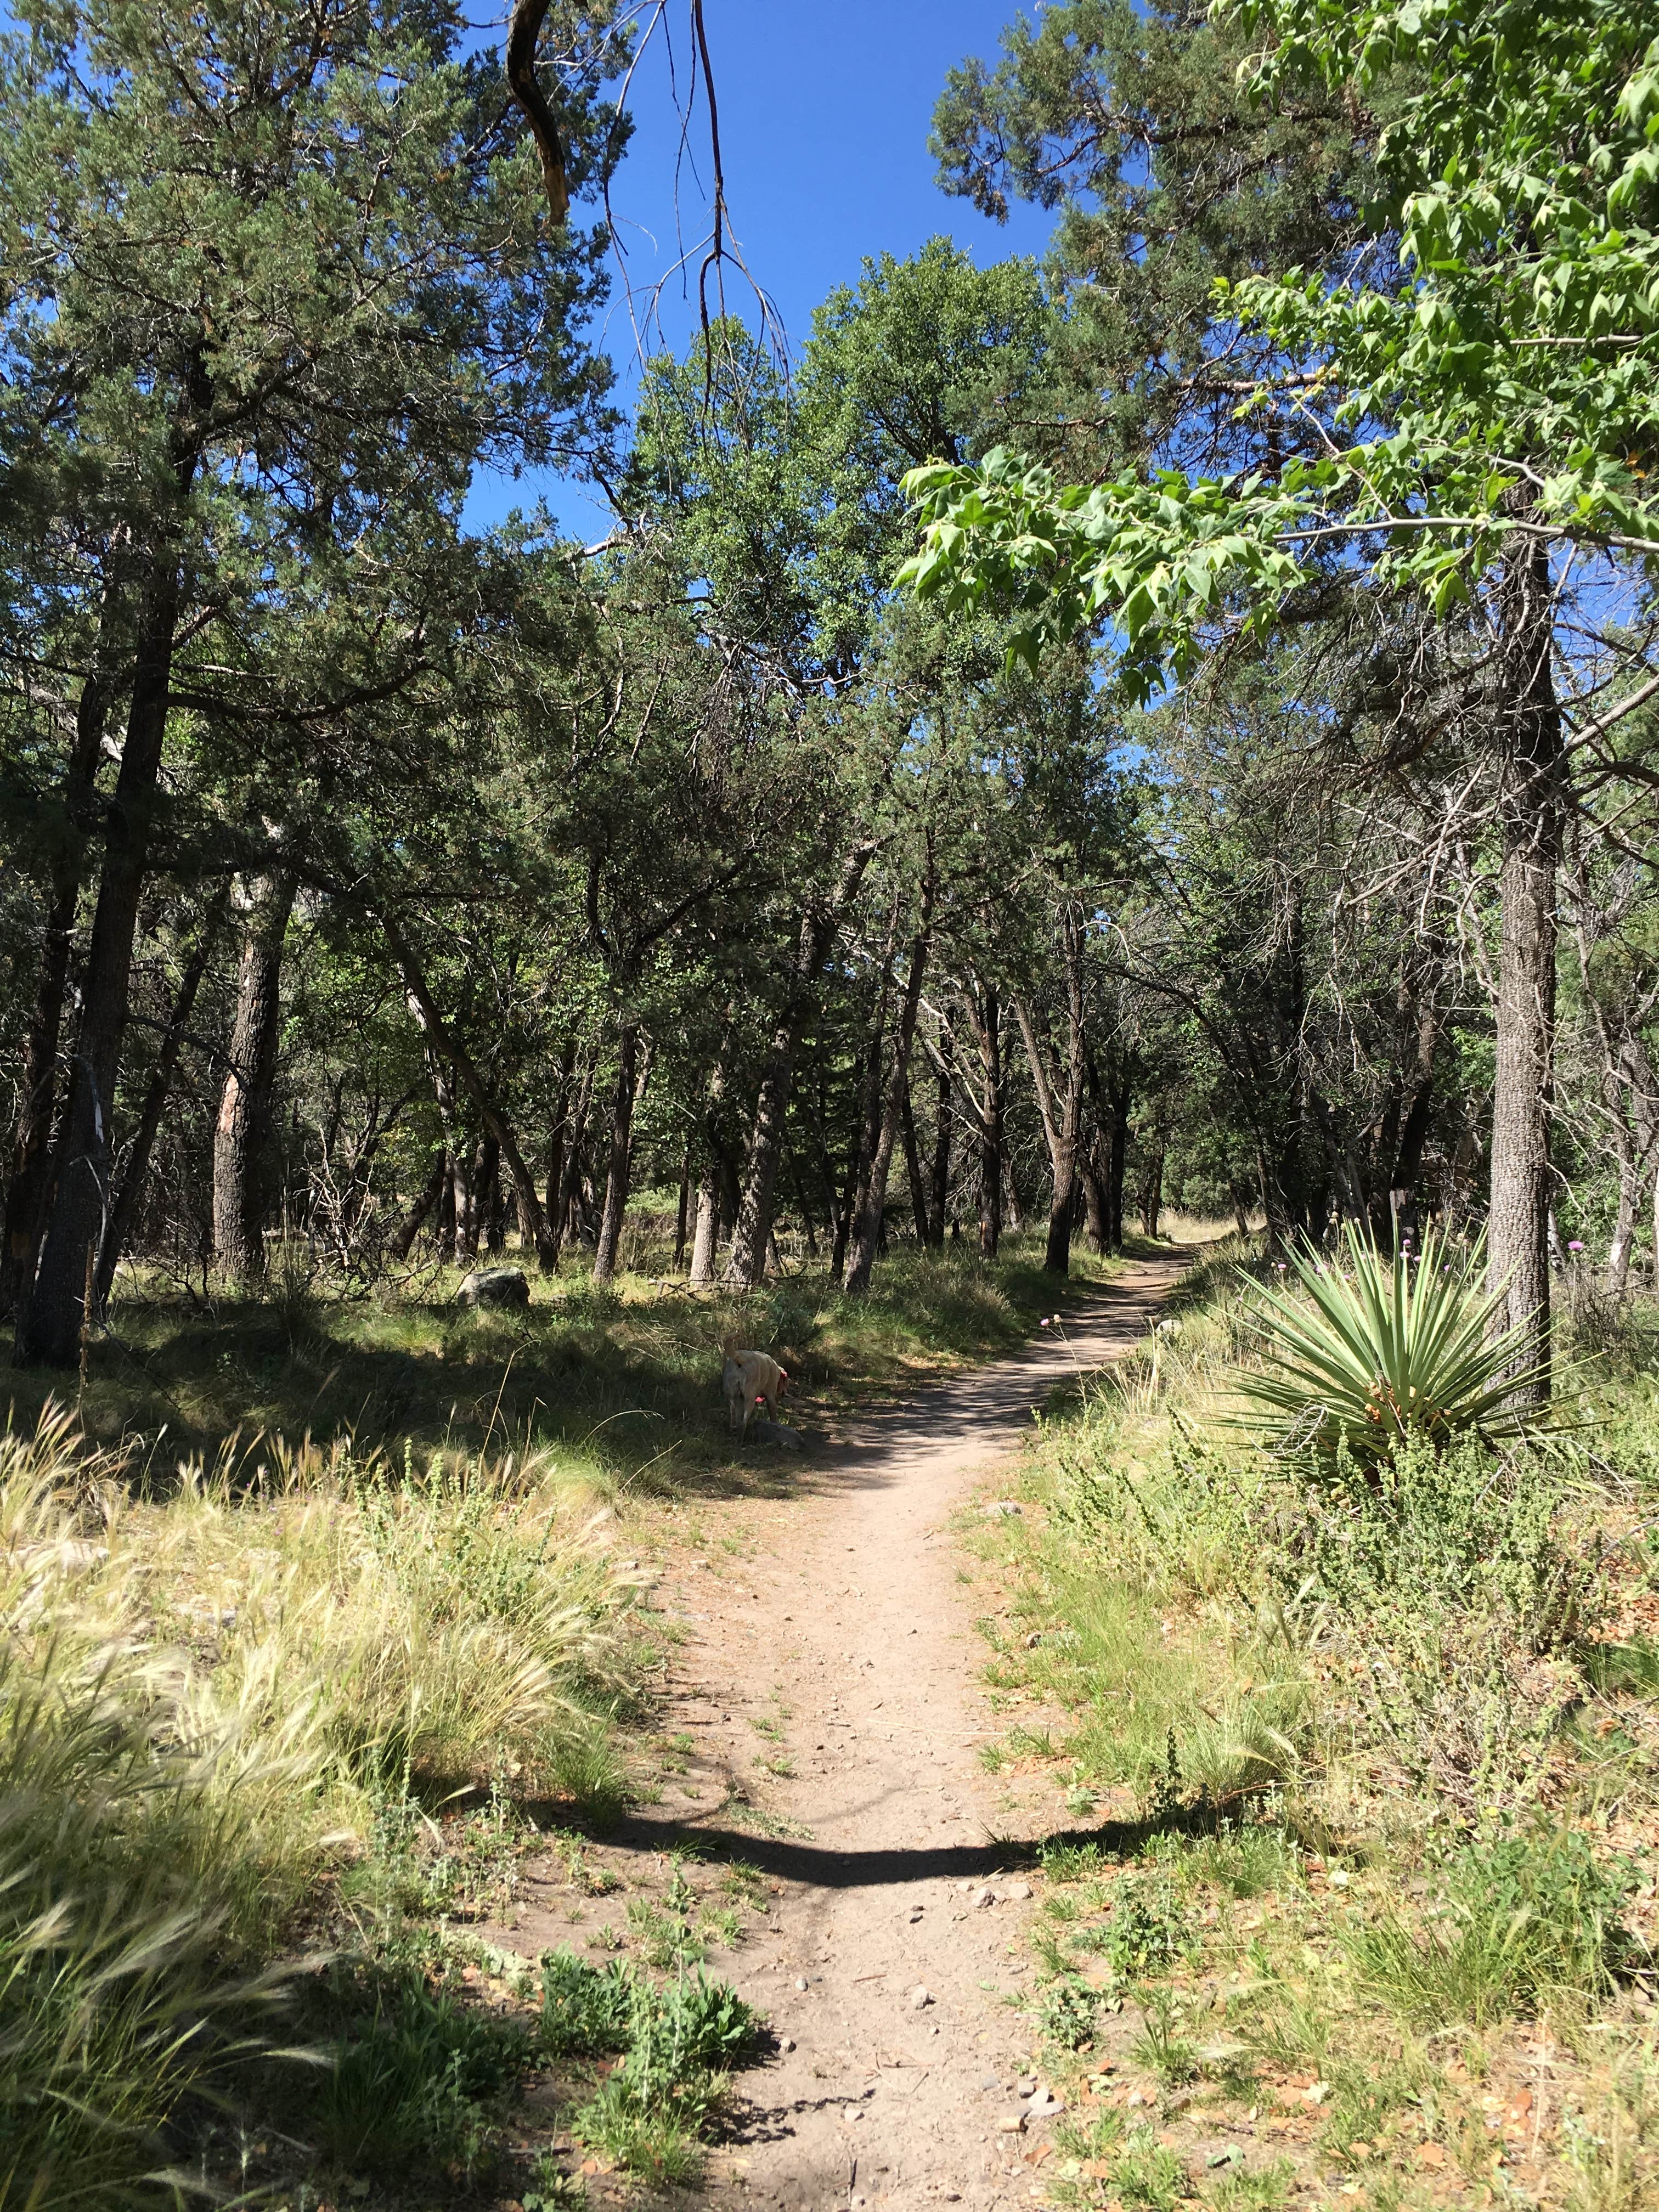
722;1341;788;1437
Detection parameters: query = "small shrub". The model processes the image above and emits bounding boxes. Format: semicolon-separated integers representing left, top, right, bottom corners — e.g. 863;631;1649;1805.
1099;1873;1189;1977
544;1956;759;2182
1039;1975;1099;2047
1205;2157;1293;2211
539;1949;633;2055
1109;2128;1189;2211
1295;1430;1593;1651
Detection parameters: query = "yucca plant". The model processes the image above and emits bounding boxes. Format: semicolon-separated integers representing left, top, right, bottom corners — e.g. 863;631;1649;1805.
1236;1226;1549;1472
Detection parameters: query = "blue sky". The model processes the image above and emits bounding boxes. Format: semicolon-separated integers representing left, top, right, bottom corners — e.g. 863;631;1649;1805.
468;0;1056;536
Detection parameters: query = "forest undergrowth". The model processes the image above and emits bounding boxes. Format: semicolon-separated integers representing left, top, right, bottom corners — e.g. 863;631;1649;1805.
5;1233;1119;1482
970;1239;1659;2212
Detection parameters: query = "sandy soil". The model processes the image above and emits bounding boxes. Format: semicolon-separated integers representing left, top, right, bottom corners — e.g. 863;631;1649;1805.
506;1252;1190;2210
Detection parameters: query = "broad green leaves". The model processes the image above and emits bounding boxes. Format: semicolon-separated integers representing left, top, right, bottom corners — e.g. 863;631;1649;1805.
902;0;1659;673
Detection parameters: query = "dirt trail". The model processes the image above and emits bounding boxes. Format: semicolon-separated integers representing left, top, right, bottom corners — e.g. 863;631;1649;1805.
511;1252;1190;2209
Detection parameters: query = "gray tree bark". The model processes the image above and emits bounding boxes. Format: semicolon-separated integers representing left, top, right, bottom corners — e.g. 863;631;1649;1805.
843;857;935;1297
95;883;230;1307
591;1020;644;1286
1487;541;1564;1401
213;868;297;1281
1;650;114;1322
19;560;185;1367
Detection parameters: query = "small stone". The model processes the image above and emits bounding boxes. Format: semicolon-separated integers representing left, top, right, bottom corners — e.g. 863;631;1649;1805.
795;1976;809;1991
1003;1881;1034;1901
780;2036;796;2052
973;1886;996;1909
1016;2077;1036;2097
980;1500;1023;1517
910;1985;934;2010
1304;2080;1332;2106
909;1905;924;1923
844;2105;865;2124
1127;2089;1147;2108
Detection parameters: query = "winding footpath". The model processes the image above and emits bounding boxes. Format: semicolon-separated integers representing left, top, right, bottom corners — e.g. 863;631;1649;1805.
511;1251;1190;2209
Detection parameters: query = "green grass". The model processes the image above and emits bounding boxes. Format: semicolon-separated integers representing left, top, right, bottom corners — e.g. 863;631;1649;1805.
1345;1827;1644;2027
978;1252;1659;2212
311;1955;535;2178
29;1236;1118;1483
0;1407;636;2208
540;1949;760;2183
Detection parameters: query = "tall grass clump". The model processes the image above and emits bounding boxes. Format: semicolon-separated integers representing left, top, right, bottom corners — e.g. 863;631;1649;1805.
1348;1826;1644;2027
0;1406;635;2205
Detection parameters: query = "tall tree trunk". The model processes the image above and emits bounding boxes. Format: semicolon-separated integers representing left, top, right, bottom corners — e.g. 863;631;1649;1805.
212;868;297;1283
1;654;113;1323
448;1139;473;1260
543;1037;578;1266
1014;910;1087;1278
1108;1086;1129;1250
1079;1127;1110;1255
807;1071;845;1269
725;840;876;1289
673;1147;692;1271
391;1148;447;1262
479;1132;504;1254
690;1023;736;1287
382;911;555;1272
840;899;902;1286
1138;1141;1166;1238
969;980;1003;1259
930;1031;954;1247
900;1071;931;1247
591;1020;639;1286
94;884;230;1309
19;561;185;1367
843;856;935;1297
552;1053;595;1266
1488;540;1564;1401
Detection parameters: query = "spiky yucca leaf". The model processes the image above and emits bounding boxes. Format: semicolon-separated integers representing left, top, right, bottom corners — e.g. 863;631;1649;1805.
1236;1227;1549;1469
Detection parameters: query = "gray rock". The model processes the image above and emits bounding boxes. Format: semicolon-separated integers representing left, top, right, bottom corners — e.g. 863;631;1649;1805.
980;1500;1023;1517
456;1267;531;1309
